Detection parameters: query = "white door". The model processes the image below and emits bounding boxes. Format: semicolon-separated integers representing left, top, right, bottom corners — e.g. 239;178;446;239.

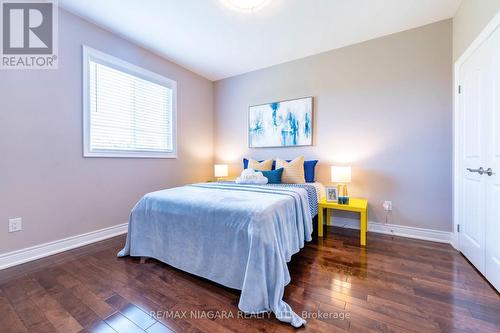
458;42;488;274
458;23;500;291
484;26;500;291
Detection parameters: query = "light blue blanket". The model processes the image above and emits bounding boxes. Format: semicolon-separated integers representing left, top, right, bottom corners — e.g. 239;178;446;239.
118;183;314;327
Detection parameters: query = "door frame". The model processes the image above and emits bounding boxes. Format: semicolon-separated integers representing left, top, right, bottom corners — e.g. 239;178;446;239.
453;10;500;250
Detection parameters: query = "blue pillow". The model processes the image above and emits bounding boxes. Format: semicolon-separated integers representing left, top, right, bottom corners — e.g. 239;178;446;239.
259;168;284;184
243;158;318;182
303;160;318;183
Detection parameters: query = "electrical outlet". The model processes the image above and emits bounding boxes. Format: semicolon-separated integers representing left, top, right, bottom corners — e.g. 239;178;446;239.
383;201;393;211
8;218;22;233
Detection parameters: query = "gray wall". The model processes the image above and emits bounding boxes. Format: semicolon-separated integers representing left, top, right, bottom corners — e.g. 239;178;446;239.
214;20;453;232
453;0;500;61
0;9;214;253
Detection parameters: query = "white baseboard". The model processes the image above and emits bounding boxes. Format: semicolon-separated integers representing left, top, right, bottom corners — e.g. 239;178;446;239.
0;223;128;270
328;217;452;244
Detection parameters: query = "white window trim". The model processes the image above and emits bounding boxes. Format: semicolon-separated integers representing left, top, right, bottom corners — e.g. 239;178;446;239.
82;45;177;158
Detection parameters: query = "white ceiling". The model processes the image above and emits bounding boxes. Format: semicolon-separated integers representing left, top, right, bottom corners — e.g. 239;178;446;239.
59;0;461;81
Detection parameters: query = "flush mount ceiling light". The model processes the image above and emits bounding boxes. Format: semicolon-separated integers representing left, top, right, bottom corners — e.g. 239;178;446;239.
221;0;271;12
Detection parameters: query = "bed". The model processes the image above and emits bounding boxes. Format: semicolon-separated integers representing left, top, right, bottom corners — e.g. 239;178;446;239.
118;182;325;327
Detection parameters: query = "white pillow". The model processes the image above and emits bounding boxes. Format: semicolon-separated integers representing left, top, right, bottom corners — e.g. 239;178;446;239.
236;169;268;184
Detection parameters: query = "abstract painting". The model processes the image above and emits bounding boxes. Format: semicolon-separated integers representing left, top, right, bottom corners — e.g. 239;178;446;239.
248;97;313;148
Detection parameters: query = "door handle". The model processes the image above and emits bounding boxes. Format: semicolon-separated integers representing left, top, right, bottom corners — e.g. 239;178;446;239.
485;168;494;176
467;167;484;175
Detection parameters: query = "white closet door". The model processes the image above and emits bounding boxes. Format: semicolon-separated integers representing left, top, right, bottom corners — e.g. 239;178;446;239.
458;42;488;274
485;26;500;291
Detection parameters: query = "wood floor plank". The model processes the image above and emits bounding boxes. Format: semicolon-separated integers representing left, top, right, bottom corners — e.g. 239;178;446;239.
105;294;156;330
0;288;28;333
146;321;175;333
21;275;83;332
69;280;116;319
32;268;114;332
104;312;145;333
85;320;118;333
1;278;57;333
0;227;499;333
62;259;116;300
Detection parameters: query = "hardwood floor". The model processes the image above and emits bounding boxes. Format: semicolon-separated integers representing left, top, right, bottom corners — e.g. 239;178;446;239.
0;226;499;333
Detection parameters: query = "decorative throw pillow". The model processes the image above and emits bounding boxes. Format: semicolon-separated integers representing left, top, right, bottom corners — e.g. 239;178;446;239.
284;159;318;182
243;158;255;169
276;156;305;184
303;160;318;182
259;168;284;184
245;158;273;171
243;158;274;169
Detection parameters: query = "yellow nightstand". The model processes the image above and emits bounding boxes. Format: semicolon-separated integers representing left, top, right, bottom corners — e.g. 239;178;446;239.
318;198;368;246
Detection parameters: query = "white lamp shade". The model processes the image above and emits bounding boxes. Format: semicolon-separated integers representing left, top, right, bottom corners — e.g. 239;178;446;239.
214;164;229;177
331;166;351;183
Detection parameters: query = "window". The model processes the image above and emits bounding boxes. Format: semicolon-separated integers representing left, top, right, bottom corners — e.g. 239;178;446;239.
83;46;177;158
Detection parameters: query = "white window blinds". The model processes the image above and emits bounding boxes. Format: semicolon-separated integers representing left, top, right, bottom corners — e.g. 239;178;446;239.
83;46;177;158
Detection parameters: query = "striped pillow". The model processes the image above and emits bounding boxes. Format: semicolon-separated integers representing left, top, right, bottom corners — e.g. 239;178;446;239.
247;158;273;171
276;156;305;184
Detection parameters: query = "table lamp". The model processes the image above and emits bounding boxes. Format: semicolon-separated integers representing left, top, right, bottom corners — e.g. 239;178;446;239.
214;164;228;181
331;166;351;204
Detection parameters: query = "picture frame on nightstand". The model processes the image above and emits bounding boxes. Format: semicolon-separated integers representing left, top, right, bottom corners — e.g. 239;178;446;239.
325;187;338;202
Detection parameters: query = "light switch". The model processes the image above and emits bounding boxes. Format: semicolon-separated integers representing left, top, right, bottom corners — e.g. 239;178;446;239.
8;218;22;233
